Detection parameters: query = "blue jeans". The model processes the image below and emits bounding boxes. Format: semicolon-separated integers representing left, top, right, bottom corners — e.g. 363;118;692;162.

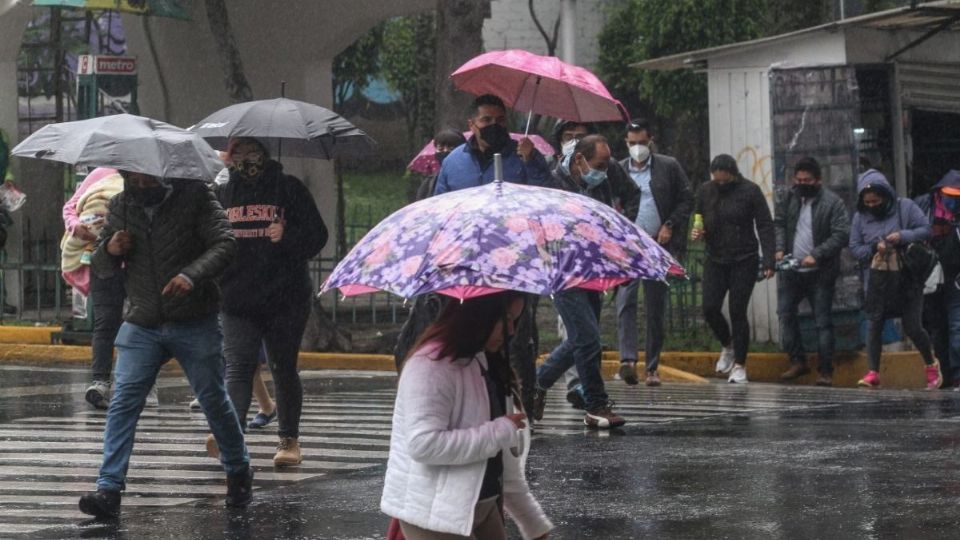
536;289;608;412
97;315;249;491
777;270;836;374
946;284;960;382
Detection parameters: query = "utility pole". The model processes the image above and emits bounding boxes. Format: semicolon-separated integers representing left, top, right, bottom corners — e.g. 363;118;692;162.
560;0;575;64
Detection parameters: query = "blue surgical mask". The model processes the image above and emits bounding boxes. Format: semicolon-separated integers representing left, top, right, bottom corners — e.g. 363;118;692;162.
578;159;607;187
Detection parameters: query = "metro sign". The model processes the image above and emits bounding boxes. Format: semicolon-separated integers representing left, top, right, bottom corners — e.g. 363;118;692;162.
78;55;138;76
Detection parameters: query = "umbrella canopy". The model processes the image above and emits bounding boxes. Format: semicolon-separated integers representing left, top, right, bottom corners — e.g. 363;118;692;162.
12;114;223;181
407;132;555;176
190;97;377;160
451;49;625;124
32;0;190;19
322;180;681;300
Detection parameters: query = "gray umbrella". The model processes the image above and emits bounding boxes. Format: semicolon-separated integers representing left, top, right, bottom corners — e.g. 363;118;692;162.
12;114;223;181
189;97;377;159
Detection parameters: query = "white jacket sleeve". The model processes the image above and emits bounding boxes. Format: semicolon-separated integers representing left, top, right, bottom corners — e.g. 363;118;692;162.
502;413;553;539
399;357;517;466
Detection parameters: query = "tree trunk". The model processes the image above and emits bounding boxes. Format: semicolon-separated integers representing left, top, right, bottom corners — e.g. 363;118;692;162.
434;0;490;132
203;0;253;102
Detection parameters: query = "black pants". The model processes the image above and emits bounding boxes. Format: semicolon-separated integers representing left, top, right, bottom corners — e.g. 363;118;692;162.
509;294;539;415
866;286;934;372
702;256;758;365
223;298;310;439
91;273;125;382
922;288;952;384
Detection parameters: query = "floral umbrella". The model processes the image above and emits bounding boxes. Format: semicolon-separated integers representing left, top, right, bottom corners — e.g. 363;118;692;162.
322;180;682;301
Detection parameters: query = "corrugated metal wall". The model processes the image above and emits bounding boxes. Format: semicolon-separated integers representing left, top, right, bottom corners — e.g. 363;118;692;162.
898;62;960;114
707;68;779;343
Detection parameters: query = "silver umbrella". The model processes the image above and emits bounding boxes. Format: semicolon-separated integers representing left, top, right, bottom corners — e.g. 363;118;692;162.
12;114;223;181
189;97;377;159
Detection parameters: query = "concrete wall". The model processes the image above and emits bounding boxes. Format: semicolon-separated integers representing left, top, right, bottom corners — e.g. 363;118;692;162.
483;0;615;68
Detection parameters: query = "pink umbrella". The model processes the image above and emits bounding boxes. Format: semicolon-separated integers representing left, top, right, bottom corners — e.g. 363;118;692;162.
451;49;626;132
407;132;556;176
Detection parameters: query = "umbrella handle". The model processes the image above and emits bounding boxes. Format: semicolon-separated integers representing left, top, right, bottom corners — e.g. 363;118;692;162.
522;76;542;137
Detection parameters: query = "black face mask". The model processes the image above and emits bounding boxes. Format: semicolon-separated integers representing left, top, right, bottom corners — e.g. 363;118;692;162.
479;124;511;153
435;151;451;165
867;202;890;218
717;181;736;194
796;184;820;198
129;185;168;207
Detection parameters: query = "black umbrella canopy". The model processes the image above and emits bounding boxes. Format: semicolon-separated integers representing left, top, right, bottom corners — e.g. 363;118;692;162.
190;98;377;160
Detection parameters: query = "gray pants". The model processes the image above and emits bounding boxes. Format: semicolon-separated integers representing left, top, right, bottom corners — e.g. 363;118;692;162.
616;279;668;373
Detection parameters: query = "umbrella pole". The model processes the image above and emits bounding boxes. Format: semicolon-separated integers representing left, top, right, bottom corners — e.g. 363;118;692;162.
523;77;542;137
278;81;286;162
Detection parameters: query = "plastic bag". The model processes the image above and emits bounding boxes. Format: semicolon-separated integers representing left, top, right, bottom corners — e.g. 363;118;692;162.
0;181;26;212
72;288;88;319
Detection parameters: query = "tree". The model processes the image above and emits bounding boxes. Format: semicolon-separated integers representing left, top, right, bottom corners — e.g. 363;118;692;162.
381;14;436;153
331;25;383;112
434;0;489;133
528;0;560;57
204;0;252;102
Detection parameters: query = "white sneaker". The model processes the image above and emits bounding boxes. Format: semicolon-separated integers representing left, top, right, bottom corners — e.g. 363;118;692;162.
188;398;201;410
715;347;735;374
145;384;160;408
728;364;748;384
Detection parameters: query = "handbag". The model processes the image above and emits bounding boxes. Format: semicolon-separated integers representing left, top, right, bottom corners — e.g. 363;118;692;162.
896;202;939;284
864;251;909;319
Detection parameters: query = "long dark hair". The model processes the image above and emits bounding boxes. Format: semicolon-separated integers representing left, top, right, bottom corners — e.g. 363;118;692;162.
405;291;525;398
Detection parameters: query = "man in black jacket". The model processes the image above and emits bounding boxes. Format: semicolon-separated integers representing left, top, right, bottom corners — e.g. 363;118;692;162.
79;171;250;519
615;119;694;387
532;135;639;429
774;157;849;386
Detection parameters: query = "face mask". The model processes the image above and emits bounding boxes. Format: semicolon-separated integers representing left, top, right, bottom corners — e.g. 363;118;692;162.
560;139;578;158
578;159;607;188
943;195;960;214
796;184;820;198
867;203;889;218
479;123;511;153
129;184;168;207
435;151;451;166
717;180;736;193
233;154;264;180
629;144;650;164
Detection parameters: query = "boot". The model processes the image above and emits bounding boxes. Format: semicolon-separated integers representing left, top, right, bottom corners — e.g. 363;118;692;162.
273;437;302;466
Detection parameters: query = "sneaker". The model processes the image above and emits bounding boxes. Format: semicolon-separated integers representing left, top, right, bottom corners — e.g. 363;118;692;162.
84;380;111;410
645;371;661;387
780;363;811;381
206;433;219;459
145;384;159;408
728;364;748;384
532;387;547;421
617;362;639;385
815;373;833;387
247;410;277;429
857;370;880;388
225;466;254;508
79;489;121;519
715;347;735;374
274;437;303;467
584;402;626;429
565;386;586;410
926;360;943;390
189;398;201;410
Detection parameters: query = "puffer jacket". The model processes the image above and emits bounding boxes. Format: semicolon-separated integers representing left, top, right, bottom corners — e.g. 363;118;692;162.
849;170;931;264
381;343;553;539
92;179;236;328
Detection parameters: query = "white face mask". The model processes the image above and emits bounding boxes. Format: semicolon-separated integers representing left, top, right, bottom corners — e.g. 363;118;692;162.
629;143;650;164
560;139;578;158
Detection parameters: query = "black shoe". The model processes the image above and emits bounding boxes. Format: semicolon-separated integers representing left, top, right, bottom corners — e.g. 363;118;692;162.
225;466;254;508
79;489;121;519
565;386;586;410
618;362;640;385
532;387;547;421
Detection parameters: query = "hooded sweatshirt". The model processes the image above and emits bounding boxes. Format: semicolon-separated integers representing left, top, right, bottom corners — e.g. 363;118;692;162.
915;170;960;283
849;169;931;272
216;160;327;317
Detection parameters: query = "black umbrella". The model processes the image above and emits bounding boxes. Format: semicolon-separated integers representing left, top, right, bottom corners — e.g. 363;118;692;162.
189;97;377;160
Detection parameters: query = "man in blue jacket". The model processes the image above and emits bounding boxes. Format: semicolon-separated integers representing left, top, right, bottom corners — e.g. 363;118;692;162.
433;94;550;194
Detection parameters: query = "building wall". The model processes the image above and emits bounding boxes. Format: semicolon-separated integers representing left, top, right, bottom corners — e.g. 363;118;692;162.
483;0;617;68
707;67;779;342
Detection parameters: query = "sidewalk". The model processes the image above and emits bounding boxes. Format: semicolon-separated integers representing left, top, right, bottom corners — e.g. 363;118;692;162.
0;326;934;389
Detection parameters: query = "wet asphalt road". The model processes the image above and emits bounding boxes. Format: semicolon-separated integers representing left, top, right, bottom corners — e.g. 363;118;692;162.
2;363;960;539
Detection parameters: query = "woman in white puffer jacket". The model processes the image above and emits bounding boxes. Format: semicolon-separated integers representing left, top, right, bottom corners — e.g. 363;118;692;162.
381;292;553;540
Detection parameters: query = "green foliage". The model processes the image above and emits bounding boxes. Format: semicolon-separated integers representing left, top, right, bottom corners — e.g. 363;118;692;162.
380;14;436;151
332;24;383;111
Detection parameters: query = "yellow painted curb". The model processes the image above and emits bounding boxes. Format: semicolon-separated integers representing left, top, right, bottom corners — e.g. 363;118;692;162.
0;326;60;344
